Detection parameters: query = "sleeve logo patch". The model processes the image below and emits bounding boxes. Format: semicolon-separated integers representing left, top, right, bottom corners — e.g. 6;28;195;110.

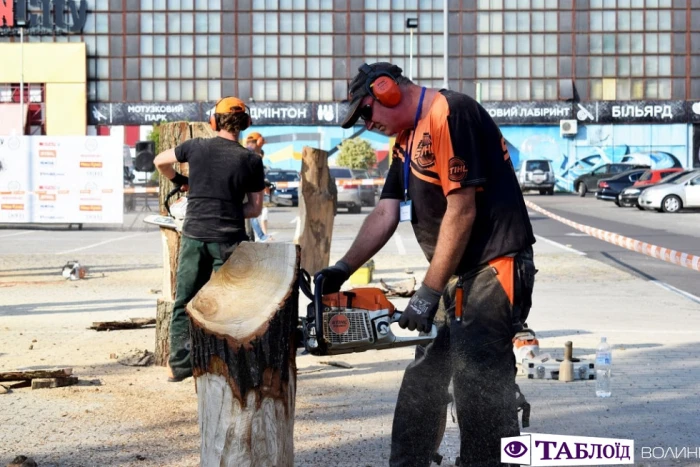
448;158;468;182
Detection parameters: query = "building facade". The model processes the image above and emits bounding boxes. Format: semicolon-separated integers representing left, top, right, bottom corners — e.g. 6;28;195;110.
1;0;700;184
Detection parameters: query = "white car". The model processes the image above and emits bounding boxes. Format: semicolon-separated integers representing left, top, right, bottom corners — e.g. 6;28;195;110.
638;169;700;213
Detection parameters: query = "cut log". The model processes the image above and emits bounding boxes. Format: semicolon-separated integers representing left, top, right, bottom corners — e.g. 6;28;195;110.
88;318;155;331
187;242;300;467
154;298;174;366
0;368;72;382
297;146;337;276
31;377;79;390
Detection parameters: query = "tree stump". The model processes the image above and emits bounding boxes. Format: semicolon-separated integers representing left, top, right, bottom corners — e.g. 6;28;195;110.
154;299;174;366
297;146;337;276
187;242;300;467
154;121;215;367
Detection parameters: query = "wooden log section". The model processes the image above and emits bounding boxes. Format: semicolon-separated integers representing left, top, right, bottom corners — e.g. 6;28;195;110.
186;242;300;467
297;146;337;276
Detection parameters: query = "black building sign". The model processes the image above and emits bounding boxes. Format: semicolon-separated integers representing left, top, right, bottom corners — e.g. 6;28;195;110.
88;103;201;125
481;102;573;125
89;102;352;126
575;100;688;124
687;101;700;123
0;0;87;35
88;100;700;127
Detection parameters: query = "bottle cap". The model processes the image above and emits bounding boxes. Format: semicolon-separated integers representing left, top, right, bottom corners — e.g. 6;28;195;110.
601;337;607;342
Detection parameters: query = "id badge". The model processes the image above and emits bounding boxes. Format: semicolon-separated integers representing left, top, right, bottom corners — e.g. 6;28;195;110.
399;200;412;222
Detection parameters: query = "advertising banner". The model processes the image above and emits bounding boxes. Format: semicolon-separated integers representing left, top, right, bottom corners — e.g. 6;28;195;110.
0;136;123;224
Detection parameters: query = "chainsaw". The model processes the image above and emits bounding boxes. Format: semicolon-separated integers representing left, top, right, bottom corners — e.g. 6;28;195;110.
298;270;437;356
143;186;186;231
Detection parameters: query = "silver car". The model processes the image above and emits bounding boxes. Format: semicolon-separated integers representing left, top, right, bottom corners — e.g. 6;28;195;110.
329;167;363;214
638;169;700;213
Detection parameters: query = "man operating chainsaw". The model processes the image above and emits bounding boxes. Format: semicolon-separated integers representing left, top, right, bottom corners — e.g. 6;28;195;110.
318;62;536;466
154;96;265;382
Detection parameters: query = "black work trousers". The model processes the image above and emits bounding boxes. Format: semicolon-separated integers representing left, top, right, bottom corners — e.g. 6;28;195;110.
390;247;536;467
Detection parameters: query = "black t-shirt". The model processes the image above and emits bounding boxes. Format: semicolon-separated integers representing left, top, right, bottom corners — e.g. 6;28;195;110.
380;90;535;272
175;137;265;242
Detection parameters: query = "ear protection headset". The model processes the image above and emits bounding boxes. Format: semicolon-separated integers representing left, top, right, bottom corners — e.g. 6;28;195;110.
360;64;402;108
210;97;251;132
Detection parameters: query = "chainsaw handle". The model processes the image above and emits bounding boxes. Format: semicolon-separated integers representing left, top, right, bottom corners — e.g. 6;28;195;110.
299;269;314;300
389;311;439;339
313;272;326;346
164;186;181;217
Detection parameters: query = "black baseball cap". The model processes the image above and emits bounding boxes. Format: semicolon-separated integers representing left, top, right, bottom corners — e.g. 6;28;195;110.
340;62;404;129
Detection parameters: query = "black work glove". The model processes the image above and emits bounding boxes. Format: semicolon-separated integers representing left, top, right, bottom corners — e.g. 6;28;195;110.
315;260;351;295
170;172;189;190
399;285;442;333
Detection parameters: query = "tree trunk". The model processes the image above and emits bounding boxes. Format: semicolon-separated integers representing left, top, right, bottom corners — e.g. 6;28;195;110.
154;299;174;366
187;242;300;467
297;146;337;276
154;121;215;367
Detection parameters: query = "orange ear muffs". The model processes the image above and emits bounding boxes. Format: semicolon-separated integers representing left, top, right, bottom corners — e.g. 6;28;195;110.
370;75;402;107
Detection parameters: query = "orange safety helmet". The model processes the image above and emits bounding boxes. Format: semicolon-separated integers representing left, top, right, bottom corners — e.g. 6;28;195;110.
210;96;251;132
246;131;265;147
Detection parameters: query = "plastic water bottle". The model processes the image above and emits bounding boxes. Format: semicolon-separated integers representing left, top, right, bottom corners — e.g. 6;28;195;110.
595;337;612;397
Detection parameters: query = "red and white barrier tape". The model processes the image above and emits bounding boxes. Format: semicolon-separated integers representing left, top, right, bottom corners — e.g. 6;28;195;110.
124;187;159;194
526;200;700;273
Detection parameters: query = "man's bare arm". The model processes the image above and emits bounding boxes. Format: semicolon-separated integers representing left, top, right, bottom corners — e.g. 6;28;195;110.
243;191;263;218
339;198;401;272
421;186;477;291
154;149;178;179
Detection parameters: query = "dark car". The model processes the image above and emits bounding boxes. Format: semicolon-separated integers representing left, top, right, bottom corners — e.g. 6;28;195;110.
574;163;650;197
595;169;648;205
267;170;300;206
619;170;693;209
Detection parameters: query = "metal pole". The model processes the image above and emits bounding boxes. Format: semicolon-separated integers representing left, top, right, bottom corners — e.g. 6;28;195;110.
409;29;414;82
443;0;448;89
20;27;24;135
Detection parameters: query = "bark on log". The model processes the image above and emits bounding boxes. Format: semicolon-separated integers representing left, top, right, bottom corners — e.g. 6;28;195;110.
187;242;300;467
154;298;174;366
297;146;337;276
154;121;215;367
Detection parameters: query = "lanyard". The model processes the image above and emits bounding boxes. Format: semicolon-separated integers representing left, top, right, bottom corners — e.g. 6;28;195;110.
403;86;426;202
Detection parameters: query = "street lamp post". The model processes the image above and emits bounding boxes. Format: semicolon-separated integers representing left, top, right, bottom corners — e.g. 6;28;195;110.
406;18;418;82
16;20;28;135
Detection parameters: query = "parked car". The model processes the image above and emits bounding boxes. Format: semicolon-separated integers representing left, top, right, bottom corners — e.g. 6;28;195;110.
267;170;300;206
366;167;386;197
618;170;690;208
634;168;684;187
595;169;648;205
573;163;650;197
638;169;700;213
517;159;555;195
329;167;363;213
350;169;377;207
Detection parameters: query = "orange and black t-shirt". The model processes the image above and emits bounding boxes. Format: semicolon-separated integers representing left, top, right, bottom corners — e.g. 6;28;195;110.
380;90;535;272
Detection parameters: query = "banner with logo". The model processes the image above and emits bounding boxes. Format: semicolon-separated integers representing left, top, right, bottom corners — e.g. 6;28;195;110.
0;136;123;224
502;433;634;466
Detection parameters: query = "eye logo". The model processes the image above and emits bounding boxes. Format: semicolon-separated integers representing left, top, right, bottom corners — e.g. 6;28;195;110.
504;441;528;458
